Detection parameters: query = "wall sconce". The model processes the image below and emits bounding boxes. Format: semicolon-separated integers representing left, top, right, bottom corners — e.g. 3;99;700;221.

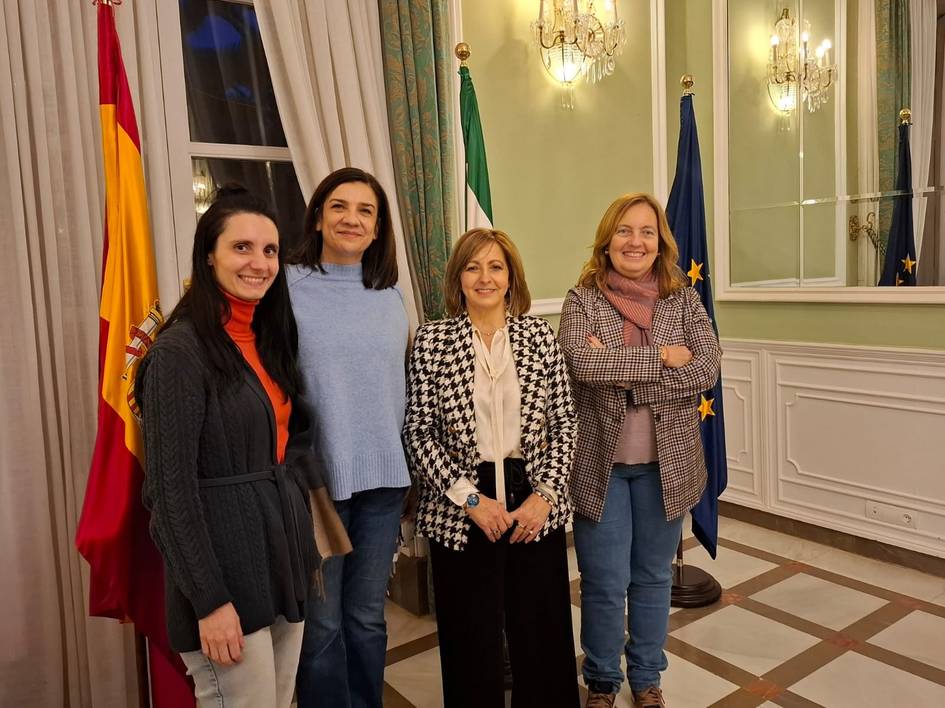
531;0;626;107
767;8;836;114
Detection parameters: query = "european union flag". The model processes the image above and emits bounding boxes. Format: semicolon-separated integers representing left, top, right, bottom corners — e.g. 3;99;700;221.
879;121;917;286
666;93;728;559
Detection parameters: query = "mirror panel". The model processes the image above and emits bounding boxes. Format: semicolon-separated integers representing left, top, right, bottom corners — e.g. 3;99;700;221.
720;0;945;292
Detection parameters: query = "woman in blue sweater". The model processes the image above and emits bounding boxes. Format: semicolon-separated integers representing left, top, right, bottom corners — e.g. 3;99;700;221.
287;167;410;708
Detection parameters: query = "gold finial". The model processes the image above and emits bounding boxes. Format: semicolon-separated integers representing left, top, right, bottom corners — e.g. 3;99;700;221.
899;108;912;125
681;75;694;95
455;43;471;66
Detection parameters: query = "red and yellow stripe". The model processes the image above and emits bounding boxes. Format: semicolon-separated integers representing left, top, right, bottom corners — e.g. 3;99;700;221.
76;3;192;705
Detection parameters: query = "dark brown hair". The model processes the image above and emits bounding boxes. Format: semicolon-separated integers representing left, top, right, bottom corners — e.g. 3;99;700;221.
288;167;398;290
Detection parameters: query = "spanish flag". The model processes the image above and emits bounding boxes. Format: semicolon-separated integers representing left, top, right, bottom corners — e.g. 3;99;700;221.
75;2;192;705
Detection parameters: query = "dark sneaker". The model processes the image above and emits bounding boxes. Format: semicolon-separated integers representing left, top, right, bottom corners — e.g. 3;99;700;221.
632;685;666;707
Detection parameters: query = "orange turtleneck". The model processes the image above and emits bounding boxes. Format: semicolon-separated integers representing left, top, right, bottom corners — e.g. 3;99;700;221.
222;291;291;462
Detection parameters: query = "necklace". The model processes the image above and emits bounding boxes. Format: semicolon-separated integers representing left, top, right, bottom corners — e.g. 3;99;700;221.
471;320;504;337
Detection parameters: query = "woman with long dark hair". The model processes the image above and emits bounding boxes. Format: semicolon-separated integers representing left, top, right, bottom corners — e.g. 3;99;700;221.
138;186;338;708
288;168;411;708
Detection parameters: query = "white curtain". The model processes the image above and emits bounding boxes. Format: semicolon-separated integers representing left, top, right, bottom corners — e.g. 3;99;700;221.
255;0;420;330
857;0;881;284
0;1;182;705
0;2;138;706
910;0;937;259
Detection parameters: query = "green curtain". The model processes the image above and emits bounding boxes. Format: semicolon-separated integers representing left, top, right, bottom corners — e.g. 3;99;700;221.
378;0;456;322
875;0;910;247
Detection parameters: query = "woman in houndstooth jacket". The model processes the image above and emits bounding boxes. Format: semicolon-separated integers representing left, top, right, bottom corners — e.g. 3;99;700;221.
405;228;580;708
559;193;722;708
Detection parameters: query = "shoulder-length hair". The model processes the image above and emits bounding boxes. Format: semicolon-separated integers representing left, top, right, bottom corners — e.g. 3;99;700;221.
288;167;398;290
577;192;688;298
160;185;302;398
444;228;532;317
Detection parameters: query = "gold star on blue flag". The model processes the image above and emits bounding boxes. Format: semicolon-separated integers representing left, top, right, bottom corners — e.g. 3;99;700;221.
687;259;704;287
698;395;715;421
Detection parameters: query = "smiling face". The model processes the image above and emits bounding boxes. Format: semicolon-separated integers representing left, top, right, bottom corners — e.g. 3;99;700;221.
460;241;510;318
208;212;280;301
317;181;379;265
607;201;660;280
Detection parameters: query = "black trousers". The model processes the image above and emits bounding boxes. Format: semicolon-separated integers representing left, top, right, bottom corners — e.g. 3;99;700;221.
430;522;579;708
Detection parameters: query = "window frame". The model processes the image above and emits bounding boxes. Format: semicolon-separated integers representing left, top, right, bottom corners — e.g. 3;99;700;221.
156;0;294;289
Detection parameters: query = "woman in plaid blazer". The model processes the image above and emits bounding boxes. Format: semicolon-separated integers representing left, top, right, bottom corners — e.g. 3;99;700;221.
558;193;722;708
405;228;579;708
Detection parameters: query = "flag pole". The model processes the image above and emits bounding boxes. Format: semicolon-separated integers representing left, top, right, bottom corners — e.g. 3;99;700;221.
669;74;723;609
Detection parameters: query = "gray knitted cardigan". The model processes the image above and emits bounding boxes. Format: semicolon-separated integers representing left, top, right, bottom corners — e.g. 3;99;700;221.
138;321;321;653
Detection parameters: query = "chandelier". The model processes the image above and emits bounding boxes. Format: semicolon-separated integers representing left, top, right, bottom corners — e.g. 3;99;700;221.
767;8;836;114
531;0;627;94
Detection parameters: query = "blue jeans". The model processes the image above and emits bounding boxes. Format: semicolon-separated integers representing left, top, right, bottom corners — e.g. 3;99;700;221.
573;463;684;694
296;486;408;708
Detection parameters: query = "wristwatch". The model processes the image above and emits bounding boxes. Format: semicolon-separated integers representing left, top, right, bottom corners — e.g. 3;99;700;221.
659;346;668;364
462;493;480;511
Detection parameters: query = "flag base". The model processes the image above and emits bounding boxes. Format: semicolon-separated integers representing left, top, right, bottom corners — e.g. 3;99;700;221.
671;564;722;608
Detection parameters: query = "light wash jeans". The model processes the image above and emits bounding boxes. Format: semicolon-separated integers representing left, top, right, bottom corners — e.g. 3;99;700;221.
296;486;408;708
180;615;304;708
574;462;684;694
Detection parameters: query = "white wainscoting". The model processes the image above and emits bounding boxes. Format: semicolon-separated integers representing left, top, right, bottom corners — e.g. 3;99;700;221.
720;339;945;558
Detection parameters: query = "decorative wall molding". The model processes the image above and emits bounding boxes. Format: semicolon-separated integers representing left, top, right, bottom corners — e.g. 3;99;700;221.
529;297;566;316
724;339;945;558
650;0;668;204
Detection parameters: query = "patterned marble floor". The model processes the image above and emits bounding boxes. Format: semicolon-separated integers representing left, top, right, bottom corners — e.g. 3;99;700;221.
381;516;945;708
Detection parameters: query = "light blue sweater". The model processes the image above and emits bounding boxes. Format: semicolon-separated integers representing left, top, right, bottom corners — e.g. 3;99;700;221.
287;263;411;500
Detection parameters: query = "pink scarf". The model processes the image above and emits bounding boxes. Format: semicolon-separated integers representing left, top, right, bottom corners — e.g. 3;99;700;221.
602;269;658;346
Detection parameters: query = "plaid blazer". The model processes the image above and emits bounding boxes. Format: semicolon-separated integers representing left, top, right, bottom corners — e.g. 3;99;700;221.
404;314;576;551
558;285;722;523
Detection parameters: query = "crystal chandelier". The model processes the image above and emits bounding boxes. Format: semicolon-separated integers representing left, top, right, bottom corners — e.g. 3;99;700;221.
767;8;836;114
531;0;627;92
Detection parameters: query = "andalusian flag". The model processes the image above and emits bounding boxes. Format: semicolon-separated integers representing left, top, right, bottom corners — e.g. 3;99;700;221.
666;93;728;560
459;65;493;229
76;3;191;705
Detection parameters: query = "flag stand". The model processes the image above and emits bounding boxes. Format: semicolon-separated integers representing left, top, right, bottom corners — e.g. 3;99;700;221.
670;534;721;608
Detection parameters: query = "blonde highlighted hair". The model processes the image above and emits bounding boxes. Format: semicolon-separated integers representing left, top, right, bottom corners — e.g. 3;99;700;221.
444;228;532;317
577;192;688;298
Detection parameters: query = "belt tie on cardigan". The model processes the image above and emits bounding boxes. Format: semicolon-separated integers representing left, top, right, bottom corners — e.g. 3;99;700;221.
199;465;308;604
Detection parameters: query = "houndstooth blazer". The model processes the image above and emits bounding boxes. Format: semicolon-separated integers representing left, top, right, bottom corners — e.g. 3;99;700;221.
404;313;576;551
558;285;722;523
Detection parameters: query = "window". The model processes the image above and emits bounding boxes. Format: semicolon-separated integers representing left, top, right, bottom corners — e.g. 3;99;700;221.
159;0;305;283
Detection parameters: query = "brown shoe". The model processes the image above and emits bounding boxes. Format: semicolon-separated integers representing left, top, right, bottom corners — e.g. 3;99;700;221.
585;690;617;708
632;686;666;707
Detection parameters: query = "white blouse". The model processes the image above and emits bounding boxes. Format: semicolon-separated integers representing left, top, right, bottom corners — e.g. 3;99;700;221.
446;326;557;507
